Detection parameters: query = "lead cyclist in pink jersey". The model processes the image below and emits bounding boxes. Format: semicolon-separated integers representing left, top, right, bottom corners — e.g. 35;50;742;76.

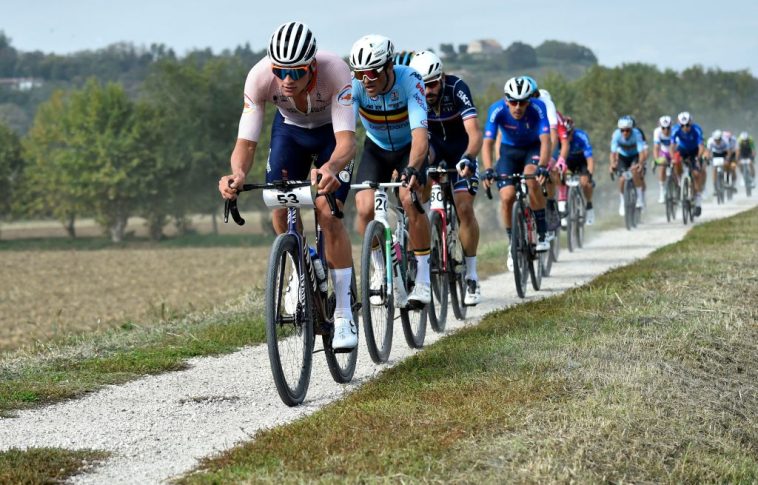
218;21;358;350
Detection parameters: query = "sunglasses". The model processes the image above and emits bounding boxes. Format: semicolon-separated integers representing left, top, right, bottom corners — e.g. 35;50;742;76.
271;64;310;81
661;126;671;130
507;99;530;107
425;77;442;89
352;64;387;82
621;128;632;133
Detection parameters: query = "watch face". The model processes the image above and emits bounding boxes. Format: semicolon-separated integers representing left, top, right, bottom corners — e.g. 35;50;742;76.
338;170;351;183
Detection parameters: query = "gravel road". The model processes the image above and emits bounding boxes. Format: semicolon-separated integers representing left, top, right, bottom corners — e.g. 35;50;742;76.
1;193;755;484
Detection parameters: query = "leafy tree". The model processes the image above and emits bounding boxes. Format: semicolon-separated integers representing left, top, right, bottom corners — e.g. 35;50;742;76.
503;42;538;69
0;121;22;234
536;40;597;64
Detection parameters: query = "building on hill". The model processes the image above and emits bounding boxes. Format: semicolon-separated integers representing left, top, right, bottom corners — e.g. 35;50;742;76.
467;39;503;55
0;78;43;91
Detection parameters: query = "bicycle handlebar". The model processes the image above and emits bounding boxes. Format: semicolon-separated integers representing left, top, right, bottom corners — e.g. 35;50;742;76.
484;173;541;200
223;179;343;226
349;181;424;214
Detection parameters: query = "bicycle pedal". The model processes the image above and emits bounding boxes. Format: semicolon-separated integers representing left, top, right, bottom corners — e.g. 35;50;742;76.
406;300;426;310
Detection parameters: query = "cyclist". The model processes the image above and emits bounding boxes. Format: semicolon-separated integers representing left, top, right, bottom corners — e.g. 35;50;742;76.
409;51;483;305
610;115;647;216
737;131;756;186
218;22;358;350
670;111;705;216
706;129;732;192
723;130;738;189
560;116;595;224
482;76;551;271
350;34;432;307
653;115;675;203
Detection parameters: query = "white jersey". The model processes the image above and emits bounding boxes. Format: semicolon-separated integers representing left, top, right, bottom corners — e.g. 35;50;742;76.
707;137;730;154
653;126;672;152
237;51;355;142
540;95;558;128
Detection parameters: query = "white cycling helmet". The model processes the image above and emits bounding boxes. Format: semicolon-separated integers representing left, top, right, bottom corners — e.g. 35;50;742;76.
739;131;749;140
659;115;672;128
617;116;634;129
349;34;394;70
267;21;317;67
538;89;552;102
677;111;692;125
503;76;534;101
408;50;443;82
712;129;723;140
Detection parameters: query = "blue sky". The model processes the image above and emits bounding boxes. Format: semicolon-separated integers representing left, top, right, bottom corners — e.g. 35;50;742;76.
3;0;757;74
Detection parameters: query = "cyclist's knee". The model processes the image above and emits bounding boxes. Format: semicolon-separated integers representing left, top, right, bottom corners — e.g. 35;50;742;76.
355;191;374;220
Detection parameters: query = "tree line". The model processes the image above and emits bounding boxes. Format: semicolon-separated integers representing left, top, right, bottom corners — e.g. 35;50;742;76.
0;37;756;242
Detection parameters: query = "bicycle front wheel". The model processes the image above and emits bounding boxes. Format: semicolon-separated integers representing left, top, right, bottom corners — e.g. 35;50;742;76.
360;220;393;364
743;165;752;197
681;177;691;226
511;201;528;299
265;234;313;406
624;182;636;230
428;211;448;333
323;268;358;383
448;212;468;320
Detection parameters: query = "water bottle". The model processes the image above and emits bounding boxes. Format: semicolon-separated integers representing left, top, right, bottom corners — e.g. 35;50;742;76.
308;247;328;293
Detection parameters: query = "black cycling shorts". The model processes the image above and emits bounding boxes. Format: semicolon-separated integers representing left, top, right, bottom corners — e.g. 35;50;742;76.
355;137;427;188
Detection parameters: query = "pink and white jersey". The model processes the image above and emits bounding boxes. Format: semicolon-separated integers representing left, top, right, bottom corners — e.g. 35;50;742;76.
237;51;355;142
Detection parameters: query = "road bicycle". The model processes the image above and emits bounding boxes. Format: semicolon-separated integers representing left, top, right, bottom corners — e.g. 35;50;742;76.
486;173;543;299
739;158;753;197
427;165;473;325
680;160;696;225
564;172;586;252
352;181;427;363
655;157;680;223
612;167;640;230
713;156;727;205
224;178;358;406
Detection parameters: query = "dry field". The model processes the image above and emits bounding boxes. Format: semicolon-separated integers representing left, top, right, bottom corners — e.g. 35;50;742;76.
0;246;269;351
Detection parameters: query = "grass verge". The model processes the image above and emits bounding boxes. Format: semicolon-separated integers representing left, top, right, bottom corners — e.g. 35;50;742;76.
179;207;758;484
0;447;109;485
0;299;265;416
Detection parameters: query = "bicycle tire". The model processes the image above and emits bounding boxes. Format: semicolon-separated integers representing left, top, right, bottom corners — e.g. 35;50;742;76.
744;165;753;197
428;211;448;333
715;171;724;204
400;232;427;349
448;213;467;320
549;220;561;264
624;181;636;230
265;234;313;407
511;201;528;299
529;234;542;292
360;220;393;364
542;232;554;277
323;269;358;383
566;189;575;253
665;176;676;222
576;191;585;248
681;177;691;226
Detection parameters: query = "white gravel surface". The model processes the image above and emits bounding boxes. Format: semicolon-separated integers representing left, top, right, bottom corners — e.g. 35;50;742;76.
1;194;755;484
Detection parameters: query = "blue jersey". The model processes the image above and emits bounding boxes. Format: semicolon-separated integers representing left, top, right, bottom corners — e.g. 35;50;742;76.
610;128;646;157
426;74;477;144
671;123;704;151
484;99;550;147
567;129;593;159
352;65;428;151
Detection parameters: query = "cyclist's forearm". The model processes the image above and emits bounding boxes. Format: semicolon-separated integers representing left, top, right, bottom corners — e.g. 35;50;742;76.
587;157;595;174
230;138;257;176
325;131;356;172
482;138;495;169
559;140;569;161
408;128;429;170
462;117;483;158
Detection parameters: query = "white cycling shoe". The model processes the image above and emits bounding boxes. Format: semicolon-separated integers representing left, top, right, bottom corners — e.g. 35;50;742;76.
407;282;431;307
586;208;595;225
507;244;514;272
658;192;665;204
369;269;384;306
284;273;300;314
619;203;625;217
536;238;550;253
332;316;358;350
464;279;481;305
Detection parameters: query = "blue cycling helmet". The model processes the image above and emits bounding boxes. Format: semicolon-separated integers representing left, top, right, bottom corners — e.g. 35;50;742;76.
523;75;538;92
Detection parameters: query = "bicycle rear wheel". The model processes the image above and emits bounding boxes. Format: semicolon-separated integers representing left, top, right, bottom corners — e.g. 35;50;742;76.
400;235;427;349
265;234;313;406
323;269;358;383
360;220;393;364
428;211;448;333
511;202;528;299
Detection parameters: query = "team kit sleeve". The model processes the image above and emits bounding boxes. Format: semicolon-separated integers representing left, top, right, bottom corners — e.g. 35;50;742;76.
329;61;356;133
454;80;477;120
536;105;550;135
634;129;646;153
483;102;503;140
236;61;269;142
694;125;704;145
610;130;620;153
578;131;593;158
351;79;362;123
406;71;429;130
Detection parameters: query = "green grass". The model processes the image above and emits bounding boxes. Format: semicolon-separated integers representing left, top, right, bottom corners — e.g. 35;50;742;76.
0;448;109;485
179;207;758;484
0;308;265;416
